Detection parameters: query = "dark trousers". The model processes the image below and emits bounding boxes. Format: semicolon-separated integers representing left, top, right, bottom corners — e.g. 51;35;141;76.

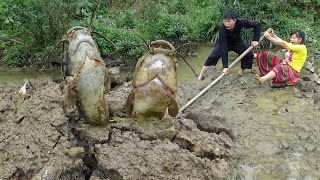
204;41;254;70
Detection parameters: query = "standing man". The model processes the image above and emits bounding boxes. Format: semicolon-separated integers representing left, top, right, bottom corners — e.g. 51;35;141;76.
198;10;261;80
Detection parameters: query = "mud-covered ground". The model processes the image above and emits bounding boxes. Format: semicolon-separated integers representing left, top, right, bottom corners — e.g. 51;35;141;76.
1;60;320;179
179;63;320;179
0;70;232;179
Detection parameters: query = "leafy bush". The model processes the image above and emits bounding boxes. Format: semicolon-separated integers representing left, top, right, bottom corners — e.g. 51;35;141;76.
168;0;187;14
93;25;144;57
4;44;30;66
0;0;87;66
114;10;136;29
142;13;189;40
186;5;220;42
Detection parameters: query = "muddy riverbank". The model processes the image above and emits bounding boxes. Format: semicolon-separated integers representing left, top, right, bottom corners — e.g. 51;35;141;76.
1;46;320;179
0;79;233;179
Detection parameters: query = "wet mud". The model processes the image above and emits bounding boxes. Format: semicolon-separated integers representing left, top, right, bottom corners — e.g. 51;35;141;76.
179;64;320;179
1;53;320;179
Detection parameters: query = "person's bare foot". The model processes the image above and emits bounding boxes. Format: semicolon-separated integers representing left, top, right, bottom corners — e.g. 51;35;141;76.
238;69;244;76
198;75;205;81
255;74;263;85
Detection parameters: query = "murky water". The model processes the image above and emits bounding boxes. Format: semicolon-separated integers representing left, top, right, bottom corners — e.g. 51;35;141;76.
0;69;62;83
177;45;212;83
0;45;229;84
177;45;241;84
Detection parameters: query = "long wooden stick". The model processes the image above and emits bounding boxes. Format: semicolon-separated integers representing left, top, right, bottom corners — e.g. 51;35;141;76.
179;35;265;112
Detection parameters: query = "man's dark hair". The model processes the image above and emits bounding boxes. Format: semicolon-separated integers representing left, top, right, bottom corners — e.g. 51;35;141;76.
290;30;306;44
223;10;237;19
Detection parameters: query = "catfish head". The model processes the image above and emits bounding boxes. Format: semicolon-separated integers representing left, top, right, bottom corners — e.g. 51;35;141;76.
133;40;178;94
62;26;100;77
126;40;179;119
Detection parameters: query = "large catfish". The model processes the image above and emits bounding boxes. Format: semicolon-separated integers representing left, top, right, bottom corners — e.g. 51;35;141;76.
125;40;179;119
62;27;110;126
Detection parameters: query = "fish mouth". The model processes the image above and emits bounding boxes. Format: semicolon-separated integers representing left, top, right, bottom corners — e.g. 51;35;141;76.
138;75;176;99
74;36;96;52
155;76;175;94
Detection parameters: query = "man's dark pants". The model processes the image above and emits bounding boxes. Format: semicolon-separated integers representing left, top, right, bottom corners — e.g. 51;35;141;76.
204;41;254;70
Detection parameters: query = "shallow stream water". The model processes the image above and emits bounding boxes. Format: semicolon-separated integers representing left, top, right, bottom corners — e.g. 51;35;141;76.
0;68;62;83
0;45;228;84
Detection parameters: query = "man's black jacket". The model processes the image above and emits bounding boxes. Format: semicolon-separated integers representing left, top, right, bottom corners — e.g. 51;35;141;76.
218;19;261;68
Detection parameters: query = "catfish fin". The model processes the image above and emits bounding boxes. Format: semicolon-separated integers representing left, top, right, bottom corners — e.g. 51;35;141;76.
104;69;111;93
64;76;77;108
168;98;179;117
125;91;134;117
64;88;77;108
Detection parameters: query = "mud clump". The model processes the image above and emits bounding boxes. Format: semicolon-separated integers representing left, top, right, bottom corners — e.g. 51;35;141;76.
75;119;230;179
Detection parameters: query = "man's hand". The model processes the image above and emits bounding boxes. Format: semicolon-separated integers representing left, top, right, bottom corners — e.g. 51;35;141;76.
267;28;275;37
264;31;271;39
251;41;259;47
222;68;229;75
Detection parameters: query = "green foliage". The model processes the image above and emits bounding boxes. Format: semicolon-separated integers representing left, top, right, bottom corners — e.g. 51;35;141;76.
0;43;4;50
136;0;220;42
0;0;87;66
168;0;187;14
114;10;135;29
186;5;220;42
131;0;167;21
191;0;216;8
4;44;29;66
93;25;144;58
74;0;94;17
142;13;189;40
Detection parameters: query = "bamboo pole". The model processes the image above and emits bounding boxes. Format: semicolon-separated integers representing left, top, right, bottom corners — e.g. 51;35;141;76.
179;35;265;112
